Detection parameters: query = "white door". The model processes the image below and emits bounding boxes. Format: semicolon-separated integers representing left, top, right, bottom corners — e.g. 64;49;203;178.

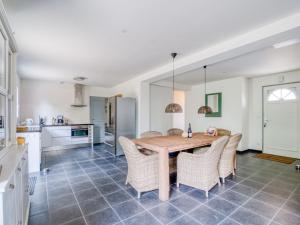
263;83;300;158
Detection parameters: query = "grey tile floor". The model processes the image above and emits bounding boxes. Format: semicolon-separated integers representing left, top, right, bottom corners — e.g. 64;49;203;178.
29;145;300;225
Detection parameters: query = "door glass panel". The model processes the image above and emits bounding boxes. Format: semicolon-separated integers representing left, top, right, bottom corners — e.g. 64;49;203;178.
268;88;296;102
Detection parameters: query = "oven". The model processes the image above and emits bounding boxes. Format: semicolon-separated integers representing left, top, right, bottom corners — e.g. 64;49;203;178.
71;125;89;137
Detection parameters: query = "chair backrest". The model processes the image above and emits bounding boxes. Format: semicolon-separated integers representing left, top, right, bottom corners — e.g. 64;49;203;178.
217;128;231;136
222;133;242;156
204;136;229;168
140;131;162;138
119;136;144;164
167;128;184;136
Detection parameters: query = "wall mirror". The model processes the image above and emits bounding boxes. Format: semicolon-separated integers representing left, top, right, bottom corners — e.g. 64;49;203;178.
205;93;222;117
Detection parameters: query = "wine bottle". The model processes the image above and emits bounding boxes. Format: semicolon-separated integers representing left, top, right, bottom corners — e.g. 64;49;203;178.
188;123;192;138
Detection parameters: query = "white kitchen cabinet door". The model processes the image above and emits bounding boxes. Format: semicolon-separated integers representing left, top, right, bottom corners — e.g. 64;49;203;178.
15;163;23;225
71;137;89;144
50;128;71;137
41;128;52;148
3;175;17;225
22;154;29;224
52;137;72;146
16;132;41;173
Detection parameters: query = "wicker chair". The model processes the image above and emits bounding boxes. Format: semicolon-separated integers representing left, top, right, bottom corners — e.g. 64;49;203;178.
119;136;159;198
140;131;163;138
219;134;242;183
193;128;231;155
177;136;229;197
167;128;184;136
139;131;162;155
217;128;231;136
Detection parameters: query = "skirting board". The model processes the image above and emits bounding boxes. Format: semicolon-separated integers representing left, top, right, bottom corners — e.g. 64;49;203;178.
42;143;92;151
237;149;262;154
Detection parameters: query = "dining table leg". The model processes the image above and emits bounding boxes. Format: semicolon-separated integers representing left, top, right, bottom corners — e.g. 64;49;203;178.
159;150;169;201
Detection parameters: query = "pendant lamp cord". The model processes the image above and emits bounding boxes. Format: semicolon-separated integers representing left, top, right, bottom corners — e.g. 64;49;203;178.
204;65;207;95
172;56;175;101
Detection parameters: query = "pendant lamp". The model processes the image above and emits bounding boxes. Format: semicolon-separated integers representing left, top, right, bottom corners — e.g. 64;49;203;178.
198;65;212;114
165;53;183;113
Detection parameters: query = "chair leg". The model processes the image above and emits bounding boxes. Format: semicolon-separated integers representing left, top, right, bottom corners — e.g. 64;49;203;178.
176;182;179;188
137;192;141;199
218;179;221;186
222;177;225;184
205;191;208;198
125;177;128;185
234;155;237;170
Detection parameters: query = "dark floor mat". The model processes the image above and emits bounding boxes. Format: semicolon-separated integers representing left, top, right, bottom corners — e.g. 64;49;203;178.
29;176;37;195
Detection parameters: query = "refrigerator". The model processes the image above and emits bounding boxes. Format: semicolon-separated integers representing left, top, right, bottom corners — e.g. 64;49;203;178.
104;96;136;156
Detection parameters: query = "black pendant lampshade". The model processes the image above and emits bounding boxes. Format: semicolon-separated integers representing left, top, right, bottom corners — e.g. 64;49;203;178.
198;65;212;114
165;53;183;113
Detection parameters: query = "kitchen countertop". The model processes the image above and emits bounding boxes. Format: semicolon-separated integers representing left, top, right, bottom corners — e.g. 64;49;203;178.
42;123;94;127
17;130;41;133
16;124;94;133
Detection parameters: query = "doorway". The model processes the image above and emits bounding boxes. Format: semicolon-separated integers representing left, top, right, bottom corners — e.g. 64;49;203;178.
90;96;106;144
263;83;300;158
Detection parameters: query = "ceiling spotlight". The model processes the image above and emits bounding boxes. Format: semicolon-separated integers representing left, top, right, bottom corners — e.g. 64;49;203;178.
73;76;87;81
273;39;300;49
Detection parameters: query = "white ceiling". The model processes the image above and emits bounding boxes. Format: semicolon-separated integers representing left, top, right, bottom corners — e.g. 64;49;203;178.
157;42;300;85
4;0;300;87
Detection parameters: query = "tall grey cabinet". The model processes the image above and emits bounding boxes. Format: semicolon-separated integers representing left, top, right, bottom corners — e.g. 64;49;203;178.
104;96;136;156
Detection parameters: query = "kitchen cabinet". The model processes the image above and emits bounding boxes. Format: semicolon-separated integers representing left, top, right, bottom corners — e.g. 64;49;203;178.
2;174;17;225
16;132;41;173
41;125;94;151
0;145;29;225
52;137;72;146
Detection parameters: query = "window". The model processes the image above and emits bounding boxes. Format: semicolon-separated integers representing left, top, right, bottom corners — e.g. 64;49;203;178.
0;31;5;90
8;51;12;143
268;88;297;102
0;94;5;149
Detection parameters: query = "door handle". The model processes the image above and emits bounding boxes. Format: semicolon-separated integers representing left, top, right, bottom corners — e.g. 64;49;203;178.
264;120;269;128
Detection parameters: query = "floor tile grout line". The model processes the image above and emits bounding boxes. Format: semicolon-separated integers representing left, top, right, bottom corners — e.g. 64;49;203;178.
226;178;300;219
267;182;300;225
62;164;89;225
214;168;283;225
90;154;197;225
75;160;126;225
38;148;300;225
75;156;170;225
88;158;165;225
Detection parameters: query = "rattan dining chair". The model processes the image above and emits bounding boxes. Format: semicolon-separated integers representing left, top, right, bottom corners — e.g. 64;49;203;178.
119;136;159;198
140;131;163;138
193;128;232;155
219;134;242;183
177;136;229;197
139;131;162;155
167;128;184;136
217;128;231;136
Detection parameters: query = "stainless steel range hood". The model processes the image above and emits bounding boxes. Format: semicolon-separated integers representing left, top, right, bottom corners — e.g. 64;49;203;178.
71;84;87;107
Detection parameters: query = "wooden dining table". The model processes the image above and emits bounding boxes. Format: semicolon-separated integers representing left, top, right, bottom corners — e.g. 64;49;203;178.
133;132;220;201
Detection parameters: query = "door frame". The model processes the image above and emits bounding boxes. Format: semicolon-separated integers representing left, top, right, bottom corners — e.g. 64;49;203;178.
262;81;300;154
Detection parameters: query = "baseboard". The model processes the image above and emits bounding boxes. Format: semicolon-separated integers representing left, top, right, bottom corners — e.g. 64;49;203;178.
237;149;262;154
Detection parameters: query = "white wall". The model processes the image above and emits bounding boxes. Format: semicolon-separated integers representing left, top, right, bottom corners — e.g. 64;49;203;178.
112;78;151;137
173;90;185;130
150;85;173;134
20;79;112;124
185;77;249;150
248;69;300;150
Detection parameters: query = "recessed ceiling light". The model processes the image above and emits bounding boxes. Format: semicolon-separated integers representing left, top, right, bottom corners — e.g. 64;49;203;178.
273;39;300;49
73;76;87;81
